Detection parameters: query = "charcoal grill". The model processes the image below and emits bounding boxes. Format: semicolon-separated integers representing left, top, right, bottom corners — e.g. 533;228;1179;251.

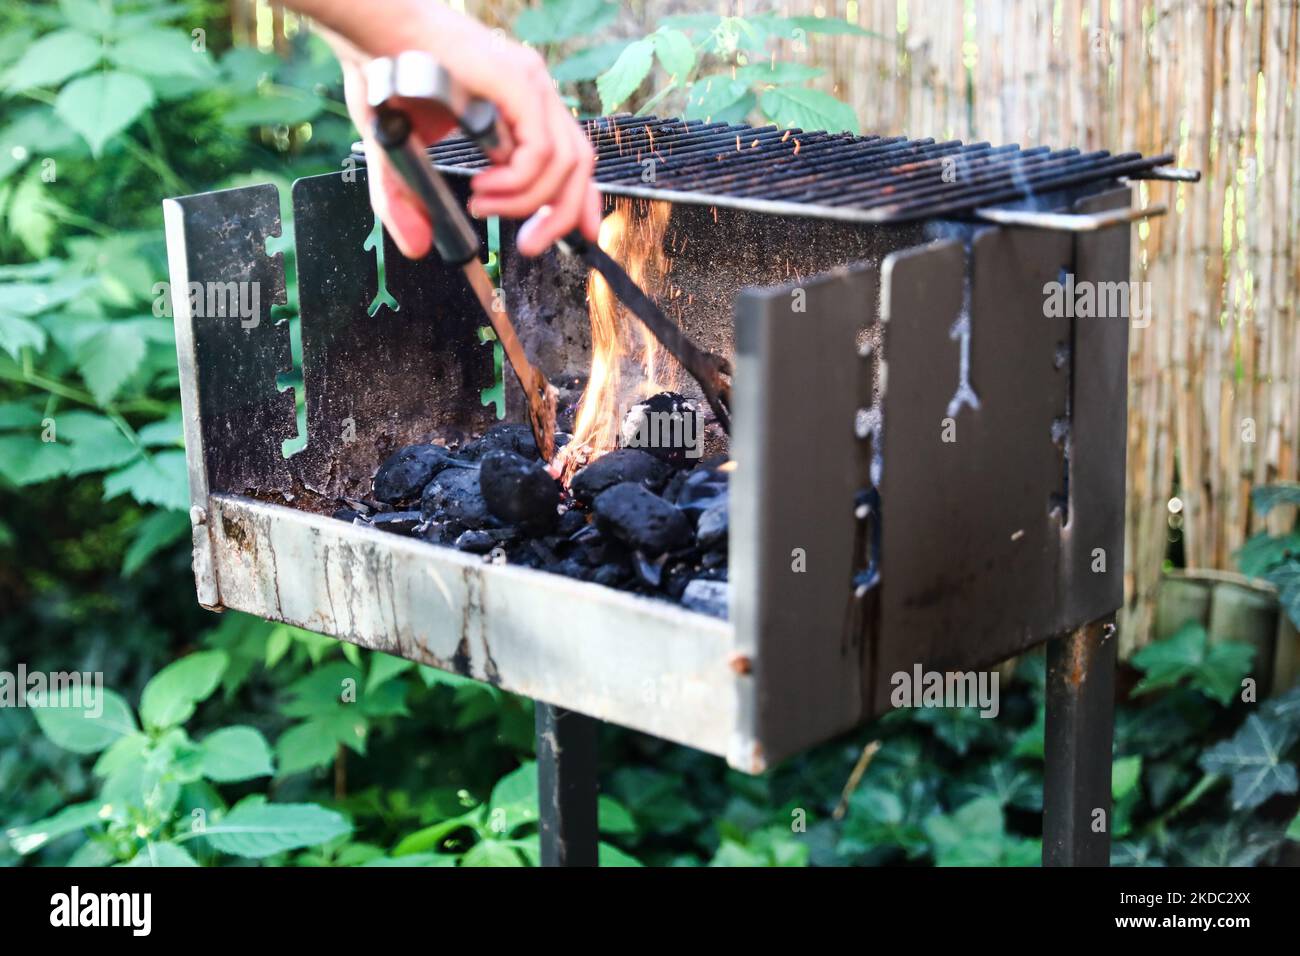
165;114;1194;866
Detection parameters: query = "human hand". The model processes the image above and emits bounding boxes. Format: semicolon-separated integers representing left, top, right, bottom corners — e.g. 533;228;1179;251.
320;6;600;259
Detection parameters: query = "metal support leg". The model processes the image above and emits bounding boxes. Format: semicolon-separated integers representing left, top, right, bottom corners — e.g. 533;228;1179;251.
1042;617;1117;866
535;703;599;867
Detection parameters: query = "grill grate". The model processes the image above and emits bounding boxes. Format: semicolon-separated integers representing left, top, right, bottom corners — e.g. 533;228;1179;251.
417;114;1177;225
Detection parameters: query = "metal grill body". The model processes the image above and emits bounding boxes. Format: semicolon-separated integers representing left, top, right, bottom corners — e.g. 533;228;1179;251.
168;117;1167;771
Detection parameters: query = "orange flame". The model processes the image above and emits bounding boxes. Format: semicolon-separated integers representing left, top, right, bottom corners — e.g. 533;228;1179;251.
557;199;677;481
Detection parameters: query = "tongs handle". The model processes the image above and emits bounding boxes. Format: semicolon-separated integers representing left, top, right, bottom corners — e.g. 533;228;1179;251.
372;106;481;267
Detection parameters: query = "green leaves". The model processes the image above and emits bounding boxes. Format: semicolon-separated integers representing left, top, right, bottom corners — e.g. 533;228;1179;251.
3;29;102;92
102;450;190;511
1130;621;1254;705
759;85;860;133
1235;530;1300;578
922;796;1041;867
76;323;148;404
1252;482;1300;516
222;91;324;127
651;29;695;81
54;71;155;157
461;840;527;867
1199;714;1299;810
595;28;698;113
0;274;95;360
127;841;199;866
196;726;275;782
200;801;351;859
0;312;47;360
6;801;106;855
31;687;138;754
122;508;190;576
108;28;212;79
274;659;411;776
0;410;144;488
684;73;752;122
515;0;618;44
274;721;341;777
550;41;630;83
597;39;655;114
139;650;228;731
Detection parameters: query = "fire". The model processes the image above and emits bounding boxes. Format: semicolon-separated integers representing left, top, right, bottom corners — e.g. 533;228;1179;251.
556;199;677;481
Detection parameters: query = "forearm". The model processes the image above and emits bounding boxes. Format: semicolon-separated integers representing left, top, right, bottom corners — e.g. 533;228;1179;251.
282;0;492;73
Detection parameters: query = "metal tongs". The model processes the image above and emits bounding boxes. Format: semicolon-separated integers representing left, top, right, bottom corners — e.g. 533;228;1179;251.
365;52;732;457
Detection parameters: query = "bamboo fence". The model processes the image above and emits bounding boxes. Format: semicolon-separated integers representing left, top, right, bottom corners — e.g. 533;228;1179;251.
237;0;1300;650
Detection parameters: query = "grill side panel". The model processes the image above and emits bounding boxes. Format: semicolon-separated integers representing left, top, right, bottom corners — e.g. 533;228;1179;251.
731;265;877;771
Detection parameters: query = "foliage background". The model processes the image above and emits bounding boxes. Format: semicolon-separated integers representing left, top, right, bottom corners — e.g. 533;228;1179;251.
0;0;1298;867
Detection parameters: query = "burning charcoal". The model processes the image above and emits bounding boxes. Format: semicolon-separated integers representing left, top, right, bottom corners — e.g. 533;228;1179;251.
660;469;690;505
552;558;588;581
461;423;571;462
592;564;628;588
633;552;668;588
592;482;692;554
478;450;560;533
701;550;726;570
421;466;490;528
673;466;728;517
556;508;588;537
368;511;425;537
373;444;463;503
454;529;496;554
621;391;702;468
528;538;559;566
681;579;729;619
695;497;729;550
570;448;671;504
459;422;537;460
661;562;695;601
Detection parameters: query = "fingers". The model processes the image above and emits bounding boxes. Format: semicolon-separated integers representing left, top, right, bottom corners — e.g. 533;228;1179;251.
338;37;602;261
475;104;599;256
469;49;554;196
512;122;595;255
341;58;433;260
365;139;433;260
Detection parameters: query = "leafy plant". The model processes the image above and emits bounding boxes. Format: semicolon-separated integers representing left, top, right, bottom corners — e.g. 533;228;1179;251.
1129;620;1254;705
1236;482;1300;630
517;3;878;131
6;649;350;866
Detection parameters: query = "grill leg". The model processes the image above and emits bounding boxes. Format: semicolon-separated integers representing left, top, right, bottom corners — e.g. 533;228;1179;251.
535;703;599;867
1042;617;1117;866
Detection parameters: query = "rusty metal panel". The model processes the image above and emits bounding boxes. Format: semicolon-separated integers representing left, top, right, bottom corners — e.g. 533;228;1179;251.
206;494;736;757
162;185;295;501
730;264;876;771
875;228;1073;698
290;171;496;503
1061;187;1132;622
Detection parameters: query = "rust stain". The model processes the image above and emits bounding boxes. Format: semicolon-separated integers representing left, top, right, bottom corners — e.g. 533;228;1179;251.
727;653;753;675
1067;630;1092;688
221;512;251;551
452;635;472;675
